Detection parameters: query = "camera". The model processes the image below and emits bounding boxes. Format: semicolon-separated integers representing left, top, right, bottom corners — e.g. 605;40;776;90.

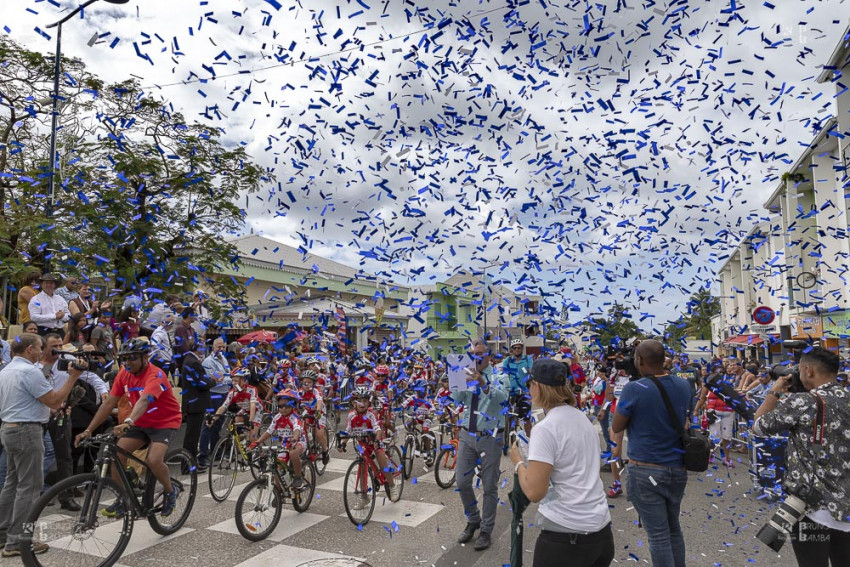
611;345;640;381
768;364;806;394
53;349;105;372
756;482;815;552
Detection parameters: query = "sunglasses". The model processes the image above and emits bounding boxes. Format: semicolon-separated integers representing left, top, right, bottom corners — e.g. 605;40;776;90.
511;346;523;350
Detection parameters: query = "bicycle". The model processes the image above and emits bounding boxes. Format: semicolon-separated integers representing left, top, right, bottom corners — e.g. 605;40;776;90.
338;431;404;526
433;422;459;489
20;433;197;567
302;416;328;476
234;445;316;541
401;414;436;479
208;413;262;502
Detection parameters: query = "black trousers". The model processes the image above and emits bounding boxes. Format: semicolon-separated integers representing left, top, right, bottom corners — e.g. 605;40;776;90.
46;417;74;502
533;523;615;567
182;413;204;463
791;519;850;567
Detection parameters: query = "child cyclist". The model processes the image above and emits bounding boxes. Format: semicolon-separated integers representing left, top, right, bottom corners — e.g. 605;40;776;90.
299;370;330;465
213;367;262;441
338;386;393;487
248;388;308;490
401;378;436;466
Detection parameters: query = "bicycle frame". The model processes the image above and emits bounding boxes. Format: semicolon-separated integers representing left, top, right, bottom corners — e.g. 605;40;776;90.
81;440;153;526
222;414;254;463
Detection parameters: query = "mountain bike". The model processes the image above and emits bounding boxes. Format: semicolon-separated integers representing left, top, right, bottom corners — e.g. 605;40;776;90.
208;413;262;502
235;445;316;541
338;432;404;526
20;433;197;567
433;422;459;489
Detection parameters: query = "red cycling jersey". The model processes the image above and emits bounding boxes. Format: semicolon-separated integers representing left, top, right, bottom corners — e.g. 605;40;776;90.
267;412;304;447
346;409;382;435
300;387;323;416
223;384;260;412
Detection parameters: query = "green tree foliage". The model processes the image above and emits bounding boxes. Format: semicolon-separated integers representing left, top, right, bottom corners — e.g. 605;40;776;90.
586;302;645;347
0;37;273;324
683;286;720;340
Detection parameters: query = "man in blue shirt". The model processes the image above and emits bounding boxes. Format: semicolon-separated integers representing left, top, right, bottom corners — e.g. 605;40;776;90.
612;339;691;567
501;338;533;437
453;339;508;552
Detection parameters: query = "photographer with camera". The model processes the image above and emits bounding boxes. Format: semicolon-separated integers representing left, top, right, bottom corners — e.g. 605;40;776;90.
752;347;850;566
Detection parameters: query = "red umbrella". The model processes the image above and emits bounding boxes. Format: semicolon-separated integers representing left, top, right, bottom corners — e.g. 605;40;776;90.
237;330;278;345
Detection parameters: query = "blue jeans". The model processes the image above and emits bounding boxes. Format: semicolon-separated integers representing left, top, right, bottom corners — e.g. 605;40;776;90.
596;408;611;450
625;463;688;567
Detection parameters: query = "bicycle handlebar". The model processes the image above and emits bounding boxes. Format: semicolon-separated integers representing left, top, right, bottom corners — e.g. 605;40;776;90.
80;432;116;448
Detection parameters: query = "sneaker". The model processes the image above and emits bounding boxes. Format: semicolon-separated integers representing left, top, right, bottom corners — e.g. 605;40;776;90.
101;502;125;518
2;542;49;557
292;477;307;491
352;494;370;511
606;482;622;498
424;454;434;468
161;486;180;517
723;458;735;468
321;452;330;465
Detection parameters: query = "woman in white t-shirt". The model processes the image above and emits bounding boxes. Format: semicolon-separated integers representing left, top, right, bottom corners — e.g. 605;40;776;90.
509;359;614;567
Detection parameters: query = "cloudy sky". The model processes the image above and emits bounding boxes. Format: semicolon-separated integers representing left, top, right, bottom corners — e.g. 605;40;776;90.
3;0;848;332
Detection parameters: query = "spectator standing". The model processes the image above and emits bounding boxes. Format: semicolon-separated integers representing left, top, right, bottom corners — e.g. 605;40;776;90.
198;338;231;469
0;334;85;557
453;339;508;552
149;314;175;377
16;271;40;325
0;299;9;371
753;347;850;566
88;309;116;368
173;308;198;372
116;305;141;344
694;361;736;467
68;283;104;321
54;277;79;304
28;273;69;336
509;359;613;567
141;295;179;337
612;340;692;567
179;344;215;470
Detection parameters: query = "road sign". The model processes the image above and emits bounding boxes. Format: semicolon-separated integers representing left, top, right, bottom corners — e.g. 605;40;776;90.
752;306;776;325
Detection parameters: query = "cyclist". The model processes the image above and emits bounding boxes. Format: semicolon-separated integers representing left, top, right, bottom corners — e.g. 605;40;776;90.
339;387;393;487
248;388;307;490
298;370;330;465
502;338;533;437
371;366;395;435
401;379;436;466
435;374;462;429
273;359;297;391
352;359;374;388
212;367;262;440
74;338;183;517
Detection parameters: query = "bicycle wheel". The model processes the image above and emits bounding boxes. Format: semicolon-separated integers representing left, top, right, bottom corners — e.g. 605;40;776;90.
235;478;282;542
292;461;316;513
145;449;197;535
342;458;376;526
209;436;239;502
402;436;415;480
434;447;457;488
313;442;328;476
384;445;405;503
20;474;133;567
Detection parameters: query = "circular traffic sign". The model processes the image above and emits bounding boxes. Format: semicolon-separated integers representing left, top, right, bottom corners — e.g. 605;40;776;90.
752;306;776;325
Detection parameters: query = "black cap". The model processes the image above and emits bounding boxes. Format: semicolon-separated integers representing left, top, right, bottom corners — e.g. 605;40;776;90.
530;359;568;387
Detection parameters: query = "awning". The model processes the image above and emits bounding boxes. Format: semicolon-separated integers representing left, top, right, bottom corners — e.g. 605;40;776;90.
724;334;779;346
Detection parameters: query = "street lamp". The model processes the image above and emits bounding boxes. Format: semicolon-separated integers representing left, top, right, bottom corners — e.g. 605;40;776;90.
43;0;129;272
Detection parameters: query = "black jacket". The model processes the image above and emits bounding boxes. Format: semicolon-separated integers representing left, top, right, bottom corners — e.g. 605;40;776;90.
180;353;215;414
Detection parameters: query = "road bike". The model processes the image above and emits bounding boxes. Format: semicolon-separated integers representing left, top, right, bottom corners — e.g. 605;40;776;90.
401;414;436;479
208;413;262;502
338;432;404;526
21;433;197;567
433;422;459;489
234;445;316;541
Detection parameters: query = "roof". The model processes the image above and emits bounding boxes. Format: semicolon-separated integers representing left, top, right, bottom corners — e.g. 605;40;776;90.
228;234;364;279
248;296;413;323
817;21;850;83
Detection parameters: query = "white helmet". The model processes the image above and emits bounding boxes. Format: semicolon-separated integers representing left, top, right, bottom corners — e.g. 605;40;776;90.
510;338;524;348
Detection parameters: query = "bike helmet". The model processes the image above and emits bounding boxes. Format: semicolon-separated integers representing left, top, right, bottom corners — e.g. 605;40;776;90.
118;338;150;357
353;386;372;400
306;356;320;366
413;361;424;369
280;359;292;368
375;364;390;376
277;388;301;402
355;359;372;370
231;367;251;379
510;338;524;348
300;369;318;382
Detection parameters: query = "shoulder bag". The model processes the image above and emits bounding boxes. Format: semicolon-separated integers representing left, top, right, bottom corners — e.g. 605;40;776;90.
647;376;711;472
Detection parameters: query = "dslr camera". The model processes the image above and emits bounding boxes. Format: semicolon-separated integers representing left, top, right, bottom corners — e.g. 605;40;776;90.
768;364;806;394
756;482;816;552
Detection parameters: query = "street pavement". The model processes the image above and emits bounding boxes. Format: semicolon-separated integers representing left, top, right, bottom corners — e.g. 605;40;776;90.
32;424;799;567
